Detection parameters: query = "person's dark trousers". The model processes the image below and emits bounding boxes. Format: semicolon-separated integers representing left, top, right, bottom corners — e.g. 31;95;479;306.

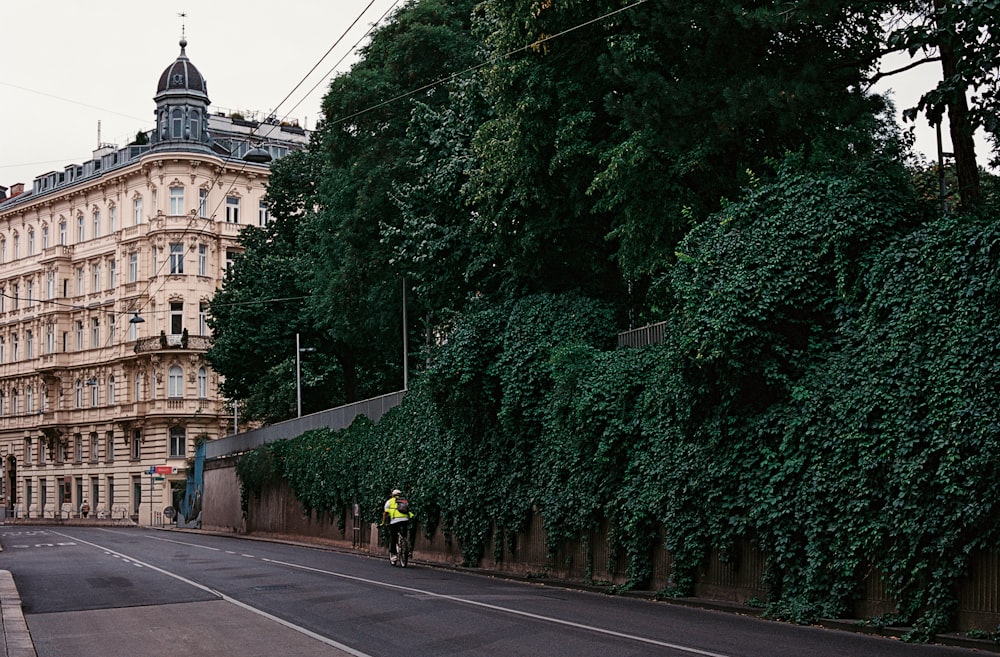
389;520;409;555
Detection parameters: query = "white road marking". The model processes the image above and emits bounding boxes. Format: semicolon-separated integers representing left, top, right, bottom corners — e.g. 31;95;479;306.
47;530;374;657
262;557;736;657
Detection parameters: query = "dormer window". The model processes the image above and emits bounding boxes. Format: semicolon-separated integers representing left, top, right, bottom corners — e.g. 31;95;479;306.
172;108;184;139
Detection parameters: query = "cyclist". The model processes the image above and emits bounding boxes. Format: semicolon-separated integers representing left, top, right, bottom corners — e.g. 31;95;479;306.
382;488;413;565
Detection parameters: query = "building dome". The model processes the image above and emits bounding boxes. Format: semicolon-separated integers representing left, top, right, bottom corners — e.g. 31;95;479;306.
150;37;212;151
155;38;208;102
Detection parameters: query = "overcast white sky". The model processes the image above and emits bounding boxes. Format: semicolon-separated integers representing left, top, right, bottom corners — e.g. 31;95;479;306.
0;0;400;188
0;2;989;190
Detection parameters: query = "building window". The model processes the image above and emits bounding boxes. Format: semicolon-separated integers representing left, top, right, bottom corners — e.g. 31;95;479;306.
46;272;55;299
170;301;184;335
26;280;33;307
92;263;100;293
0;337;5;364
168;365;183;398
109;206;117;233
93;210;101;238
198;244;207;276
108;375;116;405
46;324;54;354
76;379;83;408
91;318;100;348
108;259;117;288
28;230;35;254
190;109;201;140
0;239;5;262
226;196;240;223
13;234;19;259
198;189;208;218
10;389;17;415
59;221;67;245
76;321;83;350
77;214;85;242
169;243;184;274
134;198;143;225
197;367;208;398
169;426;186;458
75;433;83;462
134;373;142;401
199;302;207;335
11;284;18;309
128;252;138;282
42;226;49;249
169;186;184;215
89;378;99;406
11;334;18;361
259;201;270;226
24;436;30;463
170;302;183;335
108;315;116;345
76;267;84;295
171;108;183;138
25;330;32;359
131;429;142;460
25;386;33;413
106;431;115;463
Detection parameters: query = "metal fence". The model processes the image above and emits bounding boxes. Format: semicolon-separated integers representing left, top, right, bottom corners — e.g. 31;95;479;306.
205;390;406;460
617;321;667;348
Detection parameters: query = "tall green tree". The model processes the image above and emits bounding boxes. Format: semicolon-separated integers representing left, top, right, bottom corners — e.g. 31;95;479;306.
885;0;1000;206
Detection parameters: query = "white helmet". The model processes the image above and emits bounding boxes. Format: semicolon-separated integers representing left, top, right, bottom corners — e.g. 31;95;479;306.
392;489;402;496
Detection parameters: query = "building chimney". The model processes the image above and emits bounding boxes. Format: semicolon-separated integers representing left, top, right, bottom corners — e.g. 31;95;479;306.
9;183;25;198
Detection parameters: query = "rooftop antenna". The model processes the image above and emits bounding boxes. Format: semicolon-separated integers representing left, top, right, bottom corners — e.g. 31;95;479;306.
178;12;187;40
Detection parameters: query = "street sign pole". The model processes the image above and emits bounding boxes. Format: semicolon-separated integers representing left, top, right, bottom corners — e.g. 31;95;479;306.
147;466;155;526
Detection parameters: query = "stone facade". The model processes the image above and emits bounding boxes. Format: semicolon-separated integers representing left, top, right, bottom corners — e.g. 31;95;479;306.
0;37;308;523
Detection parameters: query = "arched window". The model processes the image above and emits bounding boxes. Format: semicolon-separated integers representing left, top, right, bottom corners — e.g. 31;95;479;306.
108;375;116;405
168;365;184;398
197;367;207;399
190;109;200;140
134;372;142;401
76;379;83;408
25;386;33;413
10;388;17;415
171;108;184;138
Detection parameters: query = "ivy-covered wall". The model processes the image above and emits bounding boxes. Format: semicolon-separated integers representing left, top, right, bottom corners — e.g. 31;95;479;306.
235;161;1000;641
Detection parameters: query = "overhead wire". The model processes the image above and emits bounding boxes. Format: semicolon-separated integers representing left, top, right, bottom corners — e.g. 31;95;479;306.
3;0;649;359
112;1;398;345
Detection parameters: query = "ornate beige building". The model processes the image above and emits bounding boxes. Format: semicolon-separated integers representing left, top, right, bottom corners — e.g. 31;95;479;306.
0;38;308;523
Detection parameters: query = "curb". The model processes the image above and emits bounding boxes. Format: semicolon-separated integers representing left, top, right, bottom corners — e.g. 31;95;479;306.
0;570;36;657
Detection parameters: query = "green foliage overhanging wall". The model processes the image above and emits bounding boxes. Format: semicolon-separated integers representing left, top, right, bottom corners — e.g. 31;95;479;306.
237;159;1000;639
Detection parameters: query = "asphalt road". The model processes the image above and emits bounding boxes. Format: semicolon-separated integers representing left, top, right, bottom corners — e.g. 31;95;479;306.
0;526;990;657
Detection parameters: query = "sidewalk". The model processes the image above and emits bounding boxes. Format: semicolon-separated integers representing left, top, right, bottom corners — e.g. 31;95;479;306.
0;570;35;657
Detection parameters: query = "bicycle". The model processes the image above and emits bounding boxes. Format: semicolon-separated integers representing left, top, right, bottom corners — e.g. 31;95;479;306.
393;523;410;568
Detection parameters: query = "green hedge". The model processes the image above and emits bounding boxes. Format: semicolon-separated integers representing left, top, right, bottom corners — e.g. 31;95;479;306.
237;160;1000;640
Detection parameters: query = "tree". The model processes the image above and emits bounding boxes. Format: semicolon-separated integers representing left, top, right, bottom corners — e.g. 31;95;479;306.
885;0;1000;206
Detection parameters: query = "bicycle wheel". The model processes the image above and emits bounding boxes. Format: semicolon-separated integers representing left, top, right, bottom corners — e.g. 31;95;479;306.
397;531;409;568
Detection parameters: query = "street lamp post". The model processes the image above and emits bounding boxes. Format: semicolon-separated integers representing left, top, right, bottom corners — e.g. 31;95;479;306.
295;333;316;418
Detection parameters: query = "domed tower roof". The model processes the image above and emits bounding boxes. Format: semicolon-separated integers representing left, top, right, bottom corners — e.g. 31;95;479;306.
155;38;209;103
150;37;213;152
